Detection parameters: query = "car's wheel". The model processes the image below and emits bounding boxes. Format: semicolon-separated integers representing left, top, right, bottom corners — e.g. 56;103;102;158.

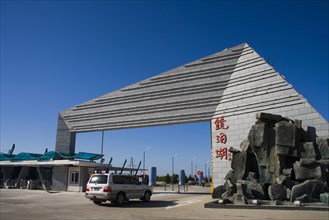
143;191;151;202
115;192;125;206
93;200;102;205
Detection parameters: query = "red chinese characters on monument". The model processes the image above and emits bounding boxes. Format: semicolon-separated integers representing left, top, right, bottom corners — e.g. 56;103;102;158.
213;116;230;160
214;117;229;130
215;147;228;160
216;132;227;144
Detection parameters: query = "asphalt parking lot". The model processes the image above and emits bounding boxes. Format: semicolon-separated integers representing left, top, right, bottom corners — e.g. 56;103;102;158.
1;187;328;220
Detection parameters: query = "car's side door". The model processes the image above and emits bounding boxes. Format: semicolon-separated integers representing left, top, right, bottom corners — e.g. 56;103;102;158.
121;175;134;199
131;176;144;198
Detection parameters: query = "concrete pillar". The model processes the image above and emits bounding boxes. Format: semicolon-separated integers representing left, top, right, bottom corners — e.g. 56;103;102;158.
52;166;69;191
1;166;14;187
55;114;76;155
15;166;29;187
80;167;90;192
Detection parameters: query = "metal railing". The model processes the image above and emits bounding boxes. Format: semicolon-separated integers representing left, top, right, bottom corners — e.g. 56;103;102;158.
2;179;50;190
4;179;16;189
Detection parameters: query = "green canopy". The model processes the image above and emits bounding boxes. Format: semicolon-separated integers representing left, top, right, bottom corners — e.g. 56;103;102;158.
0;153;16;161
73;152;103;161
10;152;43;161
0;151;102;162
38;151;72;161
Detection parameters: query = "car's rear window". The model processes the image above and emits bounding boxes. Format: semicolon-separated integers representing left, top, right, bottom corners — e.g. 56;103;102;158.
112;175;134;184
89;175;108;184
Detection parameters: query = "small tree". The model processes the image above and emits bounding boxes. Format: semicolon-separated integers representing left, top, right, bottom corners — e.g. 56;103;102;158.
164;173;171;184
185;175;189;183
172;174;179;184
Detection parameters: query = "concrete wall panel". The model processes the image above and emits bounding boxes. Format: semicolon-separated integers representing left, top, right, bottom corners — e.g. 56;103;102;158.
211;44;329;186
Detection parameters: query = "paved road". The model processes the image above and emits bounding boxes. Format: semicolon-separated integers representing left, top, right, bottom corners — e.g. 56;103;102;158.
1;188;328;220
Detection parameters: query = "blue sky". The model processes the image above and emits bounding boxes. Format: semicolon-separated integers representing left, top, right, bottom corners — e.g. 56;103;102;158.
1;0;328;175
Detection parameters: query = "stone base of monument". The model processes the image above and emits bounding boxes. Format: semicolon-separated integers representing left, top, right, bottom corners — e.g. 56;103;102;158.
204;200;329;211
210;113;329;211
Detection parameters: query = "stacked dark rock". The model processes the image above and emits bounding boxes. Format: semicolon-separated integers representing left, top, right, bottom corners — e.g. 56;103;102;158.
212;112;329;204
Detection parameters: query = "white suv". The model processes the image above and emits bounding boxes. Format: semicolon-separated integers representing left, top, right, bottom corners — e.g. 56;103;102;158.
85;173;152;206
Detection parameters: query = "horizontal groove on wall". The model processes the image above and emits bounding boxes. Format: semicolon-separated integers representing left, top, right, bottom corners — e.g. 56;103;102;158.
71;111;215;132
75;58;266;110
122;68;233;90
214;101;304;119
201;47;253;62
73;86;226;111
66;99;221;122
66;76;287;119
119;50;257;92
139;55;261;86
72;117;212;133
69;92;301;131
66;94;223;118
219;83;291;104
215;94;303;115
61;44;310;132
141;66;234;85
92;80;228;104
184;49;245;67
70;97;303;132
145;50;253;83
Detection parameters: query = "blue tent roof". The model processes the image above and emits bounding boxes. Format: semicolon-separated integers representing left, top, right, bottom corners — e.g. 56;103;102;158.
73;152;103;161
10;152;43;161
0;153;16;161
38;151;72;161
0;151;102;162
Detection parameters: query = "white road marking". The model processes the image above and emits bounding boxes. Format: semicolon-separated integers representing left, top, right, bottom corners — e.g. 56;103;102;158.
166;199;201;209
152;194;172;197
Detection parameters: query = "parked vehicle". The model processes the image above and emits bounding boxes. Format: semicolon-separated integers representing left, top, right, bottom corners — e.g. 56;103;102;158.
188;180;196;185
85;173;152;206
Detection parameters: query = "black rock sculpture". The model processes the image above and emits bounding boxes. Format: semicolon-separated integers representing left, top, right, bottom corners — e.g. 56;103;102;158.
212;112;329;204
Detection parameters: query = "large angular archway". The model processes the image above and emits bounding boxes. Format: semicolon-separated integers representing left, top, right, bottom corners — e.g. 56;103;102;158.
55;43;328;190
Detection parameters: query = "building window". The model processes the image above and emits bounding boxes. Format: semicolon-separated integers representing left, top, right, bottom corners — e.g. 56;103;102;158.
70;171;79;184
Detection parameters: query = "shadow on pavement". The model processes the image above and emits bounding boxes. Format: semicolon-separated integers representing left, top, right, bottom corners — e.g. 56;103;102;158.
153;191;210;195
99;200;177;208
46;191;61;194
178;192;210;195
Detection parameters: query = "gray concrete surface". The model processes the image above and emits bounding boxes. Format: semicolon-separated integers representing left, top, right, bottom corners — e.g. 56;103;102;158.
1;187;328;220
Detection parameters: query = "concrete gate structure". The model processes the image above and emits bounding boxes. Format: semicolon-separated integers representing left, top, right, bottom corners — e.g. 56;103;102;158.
55;43;328;191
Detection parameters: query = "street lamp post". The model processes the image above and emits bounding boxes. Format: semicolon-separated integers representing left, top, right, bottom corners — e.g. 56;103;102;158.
204;163;207;179
172;153;178;191
143;147;151;178
205;161;209;180
191;157;196;177
207;165;211;183
100;131;104;173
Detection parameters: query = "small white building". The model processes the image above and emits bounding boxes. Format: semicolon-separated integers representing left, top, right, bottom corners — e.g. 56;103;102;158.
0;151;101;192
